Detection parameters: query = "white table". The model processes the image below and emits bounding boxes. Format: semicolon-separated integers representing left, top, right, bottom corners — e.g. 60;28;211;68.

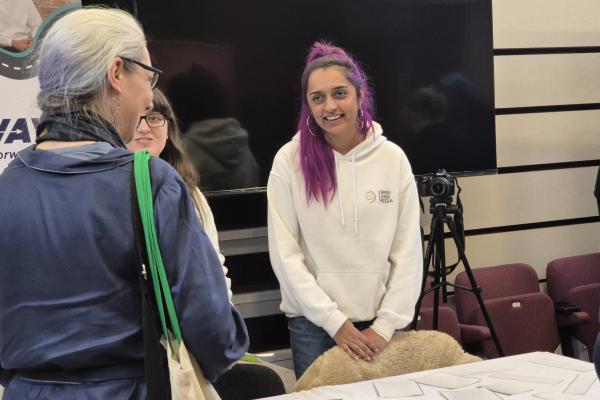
262;352;599;399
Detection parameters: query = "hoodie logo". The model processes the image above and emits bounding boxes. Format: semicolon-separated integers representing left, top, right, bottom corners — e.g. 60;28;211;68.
366;191;376;203
378;190;393;203
366;190;393;204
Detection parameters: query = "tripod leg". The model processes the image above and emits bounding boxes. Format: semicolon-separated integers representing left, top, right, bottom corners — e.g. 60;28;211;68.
446;218;505;357
432;220;445;330
432;214;453;330
411;215;439;330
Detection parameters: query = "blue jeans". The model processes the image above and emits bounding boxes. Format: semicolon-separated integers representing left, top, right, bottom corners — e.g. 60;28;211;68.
287;316;372;379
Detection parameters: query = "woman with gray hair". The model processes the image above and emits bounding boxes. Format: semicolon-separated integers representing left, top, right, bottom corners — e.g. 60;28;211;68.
0;7;248;400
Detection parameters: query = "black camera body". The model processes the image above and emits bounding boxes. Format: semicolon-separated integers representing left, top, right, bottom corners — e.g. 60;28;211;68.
417;169;455;198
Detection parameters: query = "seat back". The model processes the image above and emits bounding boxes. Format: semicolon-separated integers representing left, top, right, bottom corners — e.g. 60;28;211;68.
454;263;539;325
473;293;560;358
547;252;600;303
454;263;559;358
546;253;600;358
416;306;462;344
569;282;600;358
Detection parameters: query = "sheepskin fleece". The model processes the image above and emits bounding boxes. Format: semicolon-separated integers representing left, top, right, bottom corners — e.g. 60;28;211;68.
295;330;481;391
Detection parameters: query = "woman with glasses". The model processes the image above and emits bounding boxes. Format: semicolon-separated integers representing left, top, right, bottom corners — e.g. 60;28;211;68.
0;8;248;400
127;89;232;300
127;90;291;399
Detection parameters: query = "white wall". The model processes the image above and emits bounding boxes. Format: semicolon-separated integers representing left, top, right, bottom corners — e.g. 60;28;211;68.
425;1;600;280
493;0;600;49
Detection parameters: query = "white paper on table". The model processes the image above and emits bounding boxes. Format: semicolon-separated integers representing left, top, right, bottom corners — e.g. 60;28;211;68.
373;381;423;397
489;372;563;385
530;358;595;372
458;367;513;376
439;388;501;400
563;373;597;395
480;381;535;395
300;385;358;400
534;393;574;400
411;373;480;389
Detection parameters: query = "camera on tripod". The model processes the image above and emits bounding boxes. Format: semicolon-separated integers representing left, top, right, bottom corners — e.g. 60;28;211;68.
412;168;504;355
416;169;455;199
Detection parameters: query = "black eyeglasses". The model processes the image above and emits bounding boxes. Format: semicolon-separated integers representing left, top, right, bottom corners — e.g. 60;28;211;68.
138;113;167;128
120;57;163;89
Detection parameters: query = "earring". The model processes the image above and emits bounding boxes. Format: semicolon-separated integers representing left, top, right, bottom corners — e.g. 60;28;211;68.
356;106;365;130
306;115;317;137
111;96;121;125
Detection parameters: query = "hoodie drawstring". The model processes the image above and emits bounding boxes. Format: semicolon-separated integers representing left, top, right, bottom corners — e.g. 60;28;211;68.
352;152;359;240
336;153;360;240
335;156;345;228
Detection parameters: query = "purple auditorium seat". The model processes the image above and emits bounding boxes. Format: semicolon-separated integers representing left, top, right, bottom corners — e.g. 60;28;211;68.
547;253;600;359
454;263;560;358
416;276;490;347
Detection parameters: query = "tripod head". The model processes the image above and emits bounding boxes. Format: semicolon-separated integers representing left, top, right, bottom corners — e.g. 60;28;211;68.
429;196;461;215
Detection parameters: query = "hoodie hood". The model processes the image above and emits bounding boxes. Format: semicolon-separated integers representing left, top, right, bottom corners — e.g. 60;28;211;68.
333;121;386;160
292;121;388;240
292;121;386;157
182;118;260;191
184;118;251;169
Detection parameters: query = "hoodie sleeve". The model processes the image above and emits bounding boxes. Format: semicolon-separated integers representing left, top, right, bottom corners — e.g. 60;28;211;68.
267;150;348;338
0;32;11;47
28;1;42;39
196;188;233;302
370;157;423;341
152;163;249;381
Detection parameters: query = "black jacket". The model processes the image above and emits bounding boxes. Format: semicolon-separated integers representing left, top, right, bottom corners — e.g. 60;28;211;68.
595;166;600;215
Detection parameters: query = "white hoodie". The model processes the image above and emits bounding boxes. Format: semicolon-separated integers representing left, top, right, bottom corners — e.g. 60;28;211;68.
267;122;423;341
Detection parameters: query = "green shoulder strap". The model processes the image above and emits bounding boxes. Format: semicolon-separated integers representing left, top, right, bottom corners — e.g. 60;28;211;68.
133;150;183;347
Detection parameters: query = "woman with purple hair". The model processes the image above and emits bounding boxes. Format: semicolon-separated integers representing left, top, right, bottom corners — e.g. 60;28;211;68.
267;41;423;378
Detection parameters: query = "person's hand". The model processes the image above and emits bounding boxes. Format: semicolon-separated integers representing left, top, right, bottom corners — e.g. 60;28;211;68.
12;38;32;52
361;327;388;353
333;320;377;361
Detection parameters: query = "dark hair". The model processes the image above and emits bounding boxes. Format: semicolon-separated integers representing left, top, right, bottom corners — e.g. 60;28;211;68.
152;89;207;223
297;41;375;205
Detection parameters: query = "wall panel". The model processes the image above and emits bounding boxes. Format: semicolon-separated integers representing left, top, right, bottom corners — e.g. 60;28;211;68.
495;53;600;108
493;0;600;49
496;110;600;167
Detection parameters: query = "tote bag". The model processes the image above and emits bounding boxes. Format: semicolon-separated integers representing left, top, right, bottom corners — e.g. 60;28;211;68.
133;150;221;400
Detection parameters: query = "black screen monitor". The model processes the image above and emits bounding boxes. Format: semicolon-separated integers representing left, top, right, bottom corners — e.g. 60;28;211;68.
86;0;496;190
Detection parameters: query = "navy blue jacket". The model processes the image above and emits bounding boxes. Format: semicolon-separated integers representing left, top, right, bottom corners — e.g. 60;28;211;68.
0;145;248;399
